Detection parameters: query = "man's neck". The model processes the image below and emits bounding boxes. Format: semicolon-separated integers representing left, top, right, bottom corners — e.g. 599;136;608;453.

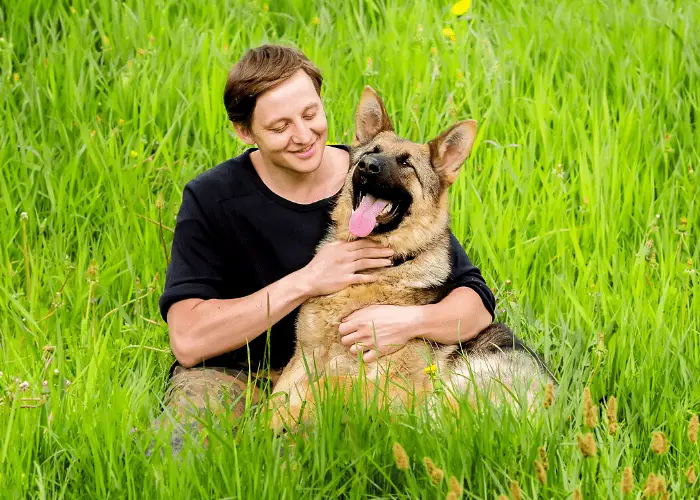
251;147;346;205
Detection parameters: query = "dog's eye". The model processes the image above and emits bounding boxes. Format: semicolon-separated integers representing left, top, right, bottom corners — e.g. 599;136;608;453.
371;146;381;154
396;154;411;167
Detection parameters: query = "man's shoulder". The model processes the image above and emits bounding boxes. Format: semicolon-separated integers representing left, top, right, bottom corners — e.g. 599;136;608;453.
184;149;257;204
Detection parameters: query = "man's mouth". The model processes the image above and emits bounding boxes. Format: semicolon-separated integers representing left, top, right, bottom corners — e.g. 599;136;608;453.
292;141;316;159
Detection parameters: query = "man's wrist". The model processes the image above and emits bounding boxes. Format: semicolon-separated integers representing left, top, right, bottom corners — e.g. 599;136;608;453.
403;305;427;342
288;267;315;301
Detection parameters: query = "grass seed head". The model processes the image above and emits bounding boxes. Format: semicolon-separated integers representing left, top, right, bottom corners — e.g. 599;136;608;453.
423;457;444;484
534;460;547;484
583;387;598;428
642;473;657;497
538;446;549;470
392;442;409;471
543;383;554;408
688;414;698;444
577;433;596;457
621;466;634;495
642;473;666;497
572;488;582;500
448;476;462;496
607;396;619;435
687;463;696;484
650;431;668;454
509;480;521;500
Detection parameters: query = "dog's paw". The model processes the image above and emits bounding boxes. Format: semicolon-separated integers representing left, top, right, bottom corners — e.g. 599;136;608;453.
269;405;301;434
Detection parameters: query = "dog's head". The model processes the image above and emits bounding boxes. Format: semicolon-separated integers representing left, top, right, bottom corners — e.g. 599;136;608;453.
332;86;477;256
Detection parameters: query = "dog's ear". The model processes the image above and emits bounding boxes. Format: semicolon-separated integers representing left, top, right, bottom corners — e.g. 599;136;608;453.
428;120;477;185
353;86;394;146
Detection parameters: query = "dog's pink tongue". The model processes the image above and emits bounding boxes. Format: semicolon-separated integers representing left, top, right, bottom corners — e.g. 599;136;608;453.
349;194;389;238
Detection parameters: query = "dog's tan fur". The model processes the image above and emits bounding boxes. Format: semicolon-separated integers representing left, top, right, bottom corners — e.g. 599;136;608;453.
269;87;552;431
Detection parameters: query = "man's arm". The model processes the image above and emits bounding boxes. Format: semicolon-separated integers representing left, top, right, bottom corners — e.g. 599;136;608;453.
411;286;493;345
167;240;394;368
167;268;312;368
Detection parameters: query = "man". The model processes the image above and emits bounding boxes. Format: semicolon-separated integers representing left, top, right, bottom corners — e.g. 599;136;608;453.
155;44;495;446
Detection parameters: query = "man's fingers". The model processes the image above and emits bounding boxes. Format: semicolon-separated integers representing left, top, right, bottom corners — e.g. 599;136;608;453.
351;273;379;285
351;246;394;260
353;258;392;272
344;239;390;252
340;332;362;346
362;349;378;363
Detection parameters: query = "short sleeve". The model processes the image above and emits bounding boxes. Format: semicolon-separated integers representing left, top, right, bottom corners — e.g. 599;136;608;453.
447;232;496;320
158;184;228;322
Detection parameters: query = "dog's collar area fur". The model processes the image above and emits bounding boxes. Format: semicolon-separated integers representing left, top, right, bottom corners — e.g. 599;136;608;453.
391;254;416;266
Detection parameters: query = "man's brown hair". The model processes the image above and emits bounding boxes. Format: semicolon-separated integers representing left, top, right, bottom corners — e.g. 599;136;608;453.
223;44;323;131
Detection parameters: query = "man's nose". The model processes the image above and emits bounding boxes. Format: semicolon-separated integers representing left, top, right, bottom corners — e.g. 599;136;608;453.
291;119;313;144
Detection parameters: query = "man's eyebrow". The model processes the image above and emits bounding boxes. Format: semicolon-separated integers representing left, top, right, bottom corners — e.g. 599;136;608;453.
263;102;319;128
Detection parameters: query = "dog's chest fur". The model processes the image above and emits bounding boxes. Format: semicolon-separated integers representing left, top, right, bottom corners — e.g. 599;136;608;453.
293;239;452;373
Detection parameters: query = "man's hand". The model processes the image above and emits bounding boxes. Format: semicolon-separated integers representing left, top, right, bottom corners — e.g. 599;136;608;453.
300;240;394;297
339;305;423;363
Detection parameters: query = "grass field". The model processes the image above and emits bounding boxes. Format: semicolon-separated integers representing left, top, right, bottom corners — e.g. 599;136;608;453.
1;0;699;498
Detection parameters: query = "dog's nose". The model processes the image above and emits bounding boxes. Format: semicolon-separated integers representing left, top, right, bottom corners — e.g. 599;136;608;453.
358;157;381;175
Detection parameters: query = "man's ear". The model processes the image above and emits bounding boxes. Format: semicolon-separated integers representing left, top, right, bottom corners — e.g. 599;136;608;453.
353;86;394;146
428;120;477;186
232;122;256;145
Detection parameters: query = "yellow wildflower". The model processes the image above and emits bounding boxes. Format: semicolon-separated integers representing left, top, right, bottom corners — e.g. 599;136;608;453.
130;150;138;158
13;73;19;82
312;16;320;25
451;0;471;16
442;27;456;43
424;364;437;375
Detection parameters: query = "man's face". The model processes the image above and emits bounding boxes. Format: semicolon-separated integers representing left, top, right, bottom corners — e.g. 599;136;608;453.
238;69;328;174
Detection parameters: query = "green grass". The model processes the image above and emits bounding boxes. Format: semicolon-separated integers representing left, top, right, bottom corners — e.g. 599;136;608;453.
1;0;699;497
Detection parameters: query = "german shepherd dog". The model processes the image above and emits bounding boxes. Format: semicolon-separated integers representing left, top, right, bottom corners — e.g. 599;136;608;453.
269;87;553;431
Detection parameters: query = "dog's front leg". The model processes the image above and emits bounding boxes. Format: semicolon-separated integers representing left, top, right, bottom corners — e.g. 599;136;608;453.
268;350;322;433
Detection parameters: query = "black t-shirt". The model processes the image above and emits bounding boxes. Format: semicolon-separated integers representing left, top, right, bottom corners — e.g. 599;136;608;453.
159;145;496;371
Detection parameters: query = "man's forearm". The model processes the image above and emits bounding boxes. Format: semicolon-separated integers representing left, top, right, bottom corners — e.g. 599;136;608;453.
412;287;493;345
169;269;312;367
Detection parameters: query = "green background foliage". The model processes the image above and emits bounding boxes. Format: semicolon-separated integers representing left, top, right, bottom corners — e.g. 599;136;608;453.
0;0;698;497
